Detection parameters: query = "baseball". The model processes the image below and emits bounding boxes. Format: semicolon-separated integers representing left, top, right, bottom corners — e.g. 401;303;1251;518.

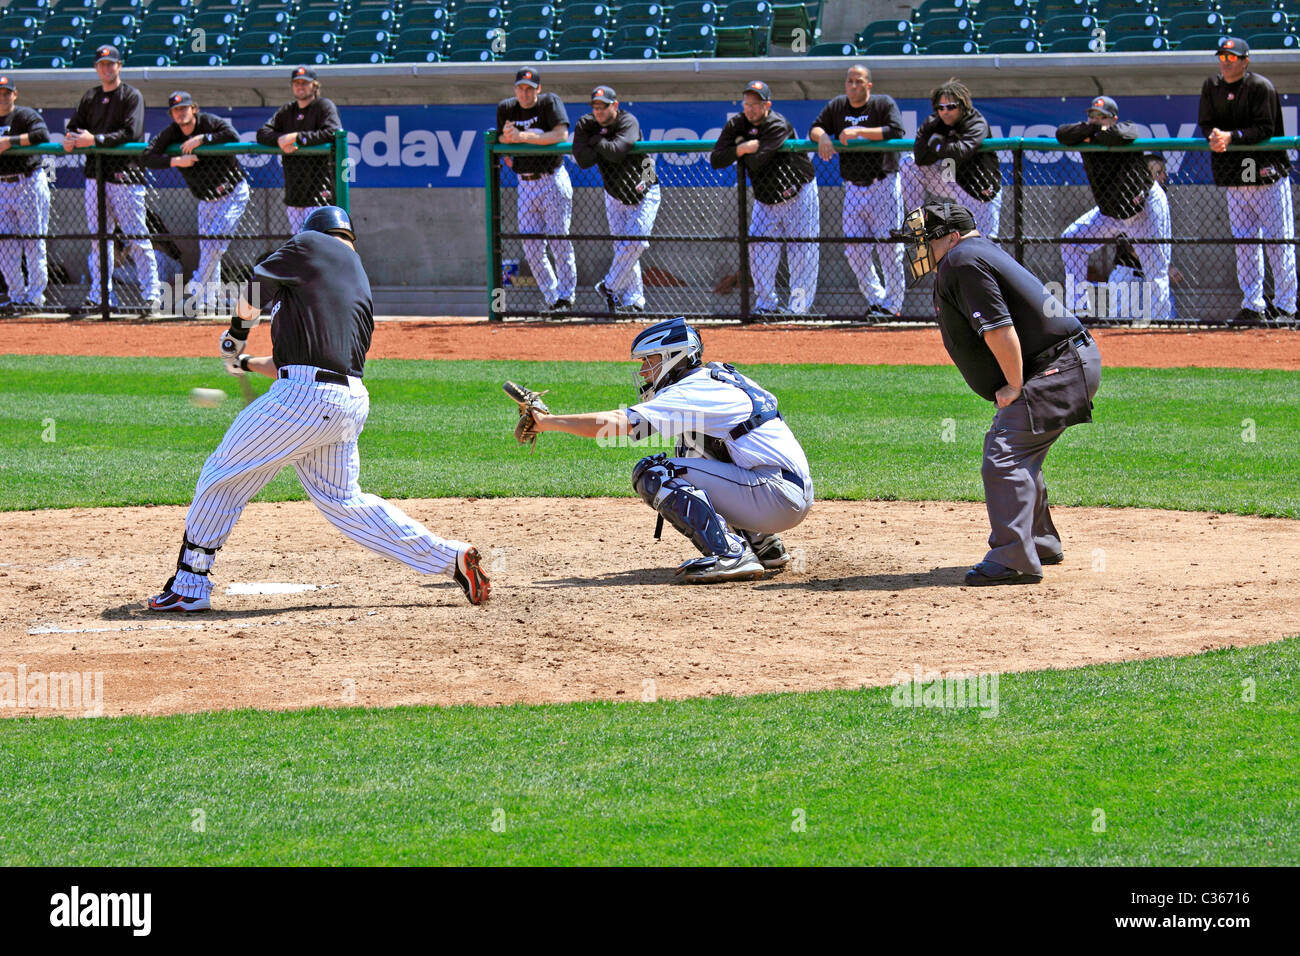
189;387;227;408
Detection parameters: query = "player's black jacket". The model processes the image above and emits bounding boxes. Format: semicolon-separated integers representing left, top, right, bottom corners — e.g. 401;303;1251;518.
142;112;245;201
1198;71;1291;186
254;230;373;378
1055;119;1154;220
68;83;146;182
572;108;657;205
497;92;570;176
0;106;50;176
810;94;904;184
255;96;341;207
710;109;815;206
934;237;1084;403
913;107;1001;202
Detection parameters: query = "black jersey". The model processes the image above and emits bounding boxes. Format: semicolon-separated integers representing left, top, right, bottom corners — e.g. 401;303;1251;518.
934;237;1085;403
255;96;341;207
572;107;657;205
142;112;245;201
0;106;49;176
710;109;815;206
810;94;904;184
913;107;1002;203
496;92;570;176
1055;120;1154;220
68;83;146;182
1198;71;1291;187
255;230;373;378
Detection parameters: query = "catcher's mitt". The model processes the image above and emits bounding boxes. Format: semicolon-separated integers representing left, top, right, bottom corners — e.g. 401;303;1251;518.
503;381;550;448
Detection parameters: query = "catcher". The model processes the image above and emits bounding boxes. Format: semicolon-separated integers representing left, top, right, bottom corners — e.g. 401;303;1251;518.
507;317;813;583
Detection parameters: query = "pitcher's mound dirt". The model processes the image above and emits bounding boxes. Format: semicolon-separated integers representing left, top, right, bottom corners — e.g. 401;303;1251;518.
2;498;1295;718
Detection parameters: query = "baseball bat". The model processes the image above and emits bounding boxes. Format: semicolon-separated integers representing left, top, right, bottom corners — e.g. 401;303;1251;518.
236;372;256;407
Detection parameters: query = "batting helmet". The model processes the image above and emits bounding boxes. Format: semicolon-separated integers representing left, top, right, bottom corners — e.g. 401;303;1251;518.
300;205;355;241
630;317;703;400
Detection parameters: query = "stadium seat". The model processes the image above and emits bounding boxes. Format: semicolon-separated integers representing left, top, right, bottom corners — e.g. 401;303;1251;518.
337;48;387;62
987;37;1042;52
1103;12;1165;38
7;0;50;14
1109;33;1171;49
139;12;188;34
1167;10;1229;39
52;0;97;14
925;37;980;53
1176;31;1231;49
133;53;174;66
22;53;69;67
910;0;973;20
236;29;286;53
89;14;139;39
150;0;197;16
0;37;26;60
394;26;447;58
1034;0;1095;18
352;0;399;10
671;1;721;25
97;0;144;16
193;0;242;11
1046;33;1104;51
1093;0;1152;15
504;25;552;51
552;42;603;60
176;50;224;65
807;40;856;55
509;4;556;29
295;9;345;34
0;56;13;70
446;45;496;60
556;24;605;49
659;22;717;56
284;30;339;59
0;16;40;43
615;3;664;29
342;28;393;52
453;5;504;30
918;16;977;47
561;3;612;30
190;11;240;36
981;15;1038;42
864;37;918;54
132;32;180;58
1157;0;1222;15
1246;30;1299;47
855;19;912;49
28;33;77;57
296;0;346;11
610;23;660;48
444;26;499;59
716;0;774;58
351;8;398;32
978;0;1033;17
404;6;451;31
242;10;290;33
1231;8;1292;32
769;1;815;46
606;42;658;58
227;49;279;64
1041;13;1101;43
40;13;91;38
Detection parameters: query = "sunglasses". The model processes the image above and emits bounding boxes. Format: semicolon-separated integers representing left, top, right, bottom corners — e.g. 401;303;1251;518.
935;103;960;112
1217;53;1243;61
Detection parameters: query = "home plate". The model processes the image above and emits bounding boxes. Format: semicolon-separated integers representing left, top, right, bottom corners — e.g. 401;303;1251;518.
225;582;320;595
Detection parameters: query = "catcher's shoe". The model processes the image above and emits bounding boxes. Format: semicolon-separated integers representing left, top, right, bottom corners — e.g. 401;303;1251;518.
454;546;491;605
963;561;1042;587
749;533;792;569
676;547;765;584
595;280;617;314
148;576;211;612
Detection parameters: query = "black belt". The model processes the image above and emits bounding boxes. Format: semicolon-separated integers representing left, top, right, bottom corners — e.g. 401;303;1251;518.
0;172;32;183
280;368;349;385
518;171;554;181
1068;329;1094;350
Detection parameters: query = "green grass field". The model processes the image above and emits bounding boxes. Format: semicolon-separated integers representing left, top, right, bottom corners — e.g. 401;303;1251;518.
2;354;1297;865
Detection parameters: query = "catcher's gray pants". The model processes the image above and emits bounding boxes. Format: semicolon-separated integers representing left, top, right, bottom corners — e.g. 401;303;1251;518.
981;340;1101;575
669;457;813;536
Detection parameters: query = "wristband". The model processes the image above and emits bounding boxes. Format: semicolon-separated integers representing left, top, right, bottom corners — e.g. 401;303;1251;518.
239;355;251;372
8;135;18;148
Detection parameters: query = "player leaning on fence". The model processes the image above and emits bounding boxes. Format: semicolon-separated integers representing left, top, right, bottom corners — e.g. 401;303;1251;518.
0;75;50;316
710;80;819;316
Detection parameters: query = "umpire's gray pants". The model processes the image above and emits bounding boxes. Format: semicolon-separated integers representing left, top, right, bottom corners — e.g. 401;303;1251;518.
671;457;813;536
981;340;1102;574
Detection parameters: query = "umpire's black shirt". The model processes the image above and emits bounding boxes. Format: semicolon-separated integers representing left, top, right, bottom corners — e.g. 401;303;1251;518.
68;83;146;181
254;230;373;378
710;109;815;206
142;111;245;201
0;106;50;176
255;95;341;206
497;92;569;176
810;93;905;184
934;236;1084;402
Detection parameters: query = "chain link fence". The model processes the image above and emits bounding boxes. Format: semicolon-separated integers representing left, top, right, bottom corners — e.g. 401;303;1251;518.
0;133;348;320
488;134;1300;327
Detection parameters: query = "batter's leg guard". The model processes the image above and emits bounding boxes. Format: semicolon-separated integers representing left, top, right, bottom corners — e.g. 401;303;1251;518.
169;533;220;598
632;456;745;558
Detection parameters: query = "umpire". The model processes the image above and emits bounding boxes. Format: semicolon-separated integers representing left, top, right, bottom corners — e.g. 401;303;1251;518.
893;202;1101;586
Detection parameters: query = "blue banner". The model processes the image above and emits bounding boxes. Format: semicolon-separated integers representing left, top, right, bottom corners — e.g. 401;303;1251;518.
32;93;1297;189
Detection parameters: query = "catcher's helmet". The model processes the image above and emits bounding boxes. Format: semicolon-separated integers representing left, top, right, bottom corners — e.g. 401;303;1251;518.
630;317;703;400
300;205;355;241
890;202;977;283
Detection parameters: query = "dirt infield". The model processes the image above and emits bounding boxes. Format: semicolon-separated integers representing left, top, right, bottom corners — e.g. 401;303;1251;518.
4;320;1297;718
4;318;1300;368
3;499;1297;718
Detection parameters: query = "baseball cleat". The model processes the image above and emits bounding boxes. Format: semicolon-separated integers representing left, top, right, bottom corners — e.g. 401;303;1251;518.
963;561;1042;587
1039;551;1065;566
749;533;792;569
675;548;765;584
454;546;491;605
148;576;211;612
594;280;617;314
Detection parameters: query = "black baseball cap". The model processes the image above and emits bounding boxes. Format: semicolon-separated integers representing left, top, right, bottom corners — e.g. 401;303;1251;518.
591;85;616;104
291;65;318;80
1218;36;1249;57
0;76;15;91
919;202;977;238
94;44;121;64
1088;95;1118;118
168;90;194;109
515;68;540;88
742;80;771;101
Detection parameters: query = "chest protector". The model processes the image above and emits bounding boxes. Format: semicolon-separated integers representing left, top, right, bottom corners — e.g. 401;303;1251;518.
676;363;782;463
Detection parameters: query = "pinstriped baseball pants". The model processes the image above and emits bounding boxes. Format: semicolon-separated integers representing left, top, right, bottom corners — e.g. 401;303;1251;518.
171;365;463;598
